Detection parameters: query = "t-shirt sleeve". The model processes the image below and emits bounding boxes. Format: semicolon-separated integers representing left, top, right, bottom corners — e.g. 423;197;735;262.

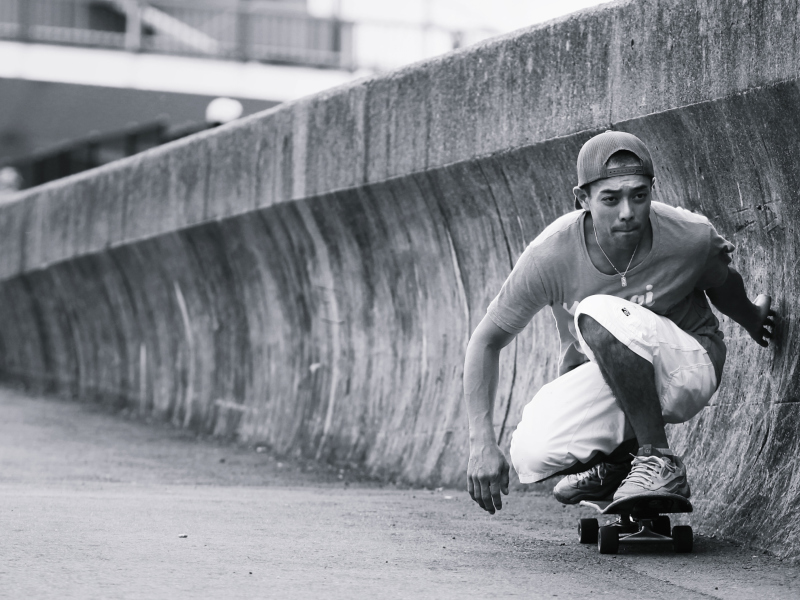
696;223;735;289
486;245;550;334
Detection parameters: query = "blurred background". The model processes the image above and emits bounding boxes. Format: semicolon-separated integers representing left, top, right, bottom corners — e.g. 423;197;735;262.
0;0;604;193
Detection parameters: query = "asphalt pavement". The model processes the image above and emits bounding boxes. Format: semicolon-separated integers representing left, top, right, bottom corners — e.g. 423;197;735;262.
0;388;797;599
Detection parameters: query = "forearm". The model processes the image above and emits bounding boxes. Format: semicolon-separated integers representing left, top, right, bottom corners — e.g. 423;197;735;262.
463;339;502;445
464;335;513;514
705;266;759;329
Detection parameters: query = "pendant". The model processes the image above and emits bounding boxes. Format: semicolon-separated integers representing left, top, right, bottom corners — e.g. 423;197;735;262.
621;276;627;287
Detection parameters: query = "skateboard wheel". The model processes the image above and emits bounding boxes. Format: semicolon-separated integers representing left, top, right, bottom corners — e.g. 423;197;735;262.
578;518;599;544
653;516;671;536
672;525;693;553
598;525;619;554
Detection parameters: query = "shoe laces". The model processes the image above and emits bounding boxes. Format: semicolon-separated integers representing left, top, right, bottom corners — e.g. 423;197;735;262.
568;463;603;486
622;455;674;487
570;461;627;486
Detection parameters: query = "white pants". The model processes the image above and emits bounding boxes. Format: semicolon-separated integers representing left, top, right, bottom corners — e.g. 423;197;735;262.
509;295;718;483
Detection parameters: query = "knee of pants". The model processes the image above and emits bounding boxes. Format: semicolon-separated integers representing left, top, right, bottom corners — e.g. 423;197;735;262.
574;295;622;333
573;294;618;360
509;432;547;481
573;294;653;363
509;410;566;481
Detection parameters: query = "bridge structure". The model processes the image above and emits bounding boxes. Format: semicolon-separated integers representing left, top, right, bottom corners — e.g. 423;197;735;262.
0;0;797;559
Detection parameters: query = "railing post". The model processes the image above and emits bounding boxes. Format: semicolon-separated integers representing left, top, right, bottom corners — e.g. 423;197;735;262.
337;22;354;71
125;0;142;52
331;0;343;68
124;130;138;157
18;0;32;42
236;0;250;60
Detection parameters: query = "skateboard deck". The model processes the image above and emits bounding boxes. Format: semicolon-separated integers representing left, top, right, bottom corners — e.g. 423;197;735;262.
581;491;693;517
577;492;693;554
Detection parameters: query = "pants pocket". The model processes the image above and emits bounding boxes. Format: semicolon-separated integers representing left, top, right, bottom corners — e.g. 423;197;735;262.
660;363;716;424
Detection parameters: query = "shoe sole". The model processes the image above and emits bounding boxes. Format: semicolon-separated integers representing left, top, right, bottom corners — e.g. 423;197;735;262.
553;489;616;505
613;481;691;502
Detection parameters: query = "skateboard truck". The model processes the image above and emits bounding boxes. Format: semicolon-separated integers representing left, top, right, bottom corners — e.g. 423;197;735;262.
578;492;693;554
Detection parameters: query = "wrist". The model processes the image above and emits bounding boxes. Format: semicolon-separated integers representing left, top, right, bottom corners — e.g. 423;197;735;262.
469;425;497;447
743;301;762;330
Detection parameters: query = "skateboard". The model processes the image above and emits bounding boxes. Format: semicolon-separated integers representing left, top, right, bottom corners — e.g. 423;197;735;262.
578;492;693;554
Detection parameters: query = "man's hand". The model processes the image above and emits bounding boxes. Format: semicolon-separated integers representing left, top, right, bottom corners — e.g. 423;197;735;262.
706;268;777;348
467;442;510;514
745;294;775;347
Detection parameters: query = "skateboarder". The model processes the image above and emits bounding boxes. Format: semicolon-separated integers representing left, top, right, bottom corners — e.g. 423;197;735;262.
464;131;775;514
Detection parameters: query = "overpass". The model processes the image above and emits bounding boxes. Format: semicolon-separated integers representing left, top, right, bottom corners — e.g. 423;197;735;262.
0;0;797;559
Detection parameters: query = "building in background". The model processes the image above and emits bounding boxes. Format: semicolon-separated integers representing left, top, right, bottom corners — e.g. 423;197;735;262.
0;0;364;188
0;0;604;191
307;0;609;72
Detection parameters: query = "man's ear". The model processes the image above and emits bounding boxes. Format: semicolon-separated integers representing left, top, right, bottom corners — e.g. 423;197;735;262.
573;185;590;210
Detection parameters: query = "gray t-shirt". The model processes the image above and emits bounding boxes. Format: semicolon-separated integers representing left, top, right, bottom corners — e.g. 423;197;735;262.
487;202;733;380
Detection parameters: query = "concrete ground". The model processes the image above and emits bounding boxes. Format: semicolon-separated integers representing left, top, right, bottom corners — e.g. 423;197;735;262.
0;388;797;600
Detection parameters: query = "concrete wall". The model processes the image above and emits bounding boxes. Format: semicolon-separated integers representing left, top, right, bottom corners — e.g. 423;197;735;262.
0;0;797;557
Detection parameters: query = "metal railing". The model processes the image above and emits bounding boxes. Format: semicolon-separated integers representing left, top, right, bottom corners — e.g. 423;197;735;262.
0;0;354;69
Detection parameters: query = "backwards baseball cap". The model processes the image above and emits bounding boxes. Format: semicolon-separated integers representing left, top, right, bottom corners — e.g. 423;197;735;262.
575;130;654;209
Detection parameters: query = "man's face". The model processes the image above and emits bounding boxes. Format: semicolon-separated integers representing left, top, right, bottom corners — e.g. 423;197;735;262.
574;174;654;248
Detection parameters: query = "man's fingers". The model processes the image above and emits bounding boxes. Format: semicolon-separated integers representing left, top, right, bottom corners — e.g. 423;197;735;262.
489;479;503;511
481;482;496;514
750;300;778;346
469;472;508;512
467;446;510;512
500;464;510;496
473;478;486;510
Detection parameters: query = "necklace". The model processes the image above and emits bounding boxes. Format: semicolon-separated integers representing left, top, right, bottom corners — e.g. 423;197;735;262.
593;224;639;287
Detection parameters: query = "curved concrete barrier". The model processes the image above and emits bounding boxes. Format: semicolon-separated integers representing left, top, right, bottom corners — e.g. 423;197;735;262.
0;0;797;557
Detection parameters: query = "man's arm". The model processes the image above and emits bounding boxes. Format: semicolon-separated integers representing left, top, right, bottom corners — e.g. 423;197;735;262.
464;315;517;514
705;266;775;346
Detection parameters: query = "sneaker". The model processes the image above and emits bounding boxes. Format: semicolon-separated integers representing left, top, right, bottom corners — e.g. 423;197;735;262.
613;447;691;501
553;460;632;504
